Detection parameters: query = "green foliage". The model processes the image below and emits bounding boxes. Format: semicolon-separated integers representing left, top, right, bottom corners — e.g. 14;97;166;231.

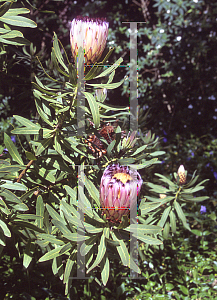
0;1;36;46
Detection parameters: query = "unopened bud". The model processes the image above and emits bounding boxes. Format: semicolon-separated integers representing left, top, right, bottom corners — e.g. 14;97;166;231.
177;165;186;185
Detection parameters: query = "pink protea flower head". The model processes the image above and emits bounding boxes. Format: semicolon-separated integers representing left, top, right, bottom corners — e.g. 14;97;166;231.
177;165;186;185
70;16;109;65
100;164;143;223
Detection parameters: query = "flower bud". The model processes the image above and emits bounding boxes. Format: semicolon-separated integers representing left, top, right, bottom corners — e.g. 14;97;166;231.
95;88;107;102
100;164;143;222
177;165;186;185
70;16;109;65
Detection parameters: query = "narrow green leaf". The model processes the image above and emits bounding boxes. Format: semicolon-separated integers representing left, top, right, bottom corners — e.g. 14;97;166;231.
149;151;165;157
68;63;77;85
131;145;148;157
136;234;163;245
52;219;72;236
92;210;105;224
163;221;170;239
59;242;71;255
83;92;100;129
83;222;103;234
0;30;23;39
35;138;52;156
39;245;64;262
35;98;53;127
53;32;68;72
155;173;176;187
118;158;136;165
13;115;41;129
87;233;106;273
0;165;24;174
86;77;125;89
37;233;64;245
4;133;24;165
16;214;43;220
64;252;76;284
85;64;103;81
84;175;100;207
0;232;6;246
36;167;56;183
62;211;83;228
2;8;30;16
51;48;69;78
54;136;74;165
174;200;187;225
0;2;11;18
60;200;78;217
184;185;206;193
129;256;141;274
159;206;171;227
101;252;110;286
63;232;88;242
25;151;37;161
64;185;77;205
11;127;41;135
124;224;162;235
111;230;129;267
0;219;11;237
0;189;29;211
182;195;209;202
169;210;176;234
64;137;87;157
0;196;10;215
98;102;129;111
0;36;30;46
0;181;27;191
95;57;123;79
14;220;44;233
80;235;98;256
146;182;170;194
184;173;199;188
77;186;93;218
46;204;66;224
0;15;37;28
140;202;161;216
107;140;116;157
128;158;160;170
33;81;56;95
23;240;35;269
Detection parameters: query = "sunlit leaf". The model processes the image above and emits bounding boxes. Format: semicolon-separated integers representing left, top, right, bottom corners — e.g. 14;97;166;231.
87;233;106;273
4;133;24;165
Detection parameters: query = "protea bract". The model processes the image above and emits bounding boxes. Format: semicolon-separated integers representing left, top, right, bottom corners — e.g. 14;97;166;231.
70;16;109;65
100;164;143;222
177;165;186;185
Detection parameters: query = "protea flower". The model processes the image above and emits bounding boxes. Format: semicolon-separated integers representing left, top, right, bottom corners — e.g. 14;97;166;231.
70;16;109;65
177;165;186;185
100;164;143;222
